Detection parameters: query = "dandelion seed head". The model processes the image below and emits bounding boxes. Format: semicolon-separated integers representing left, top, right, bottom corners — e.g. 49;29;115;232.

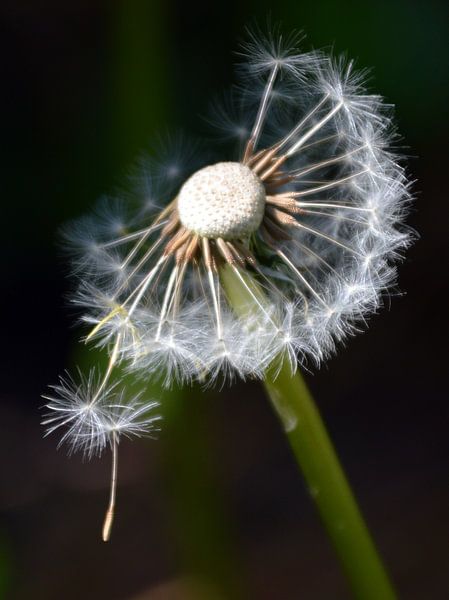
51;27;414;388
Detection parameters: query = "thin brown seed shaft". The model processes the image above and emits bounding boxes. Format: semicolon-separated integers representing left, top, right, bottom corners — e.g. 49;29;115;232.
163;227;190;255
216;238;236;265
211;254;219;271
266;205;297;227
184;234;199;262
242;138;255;164
175;240;189;263
102;436;118;542
161;210;180;237
245;147;269;167
232;241;257;267
154;198;177;226
260;155;288;181
202;237;213;269
265;173;296;189
226;242;246;268
251;145;282;175
266;195;302;214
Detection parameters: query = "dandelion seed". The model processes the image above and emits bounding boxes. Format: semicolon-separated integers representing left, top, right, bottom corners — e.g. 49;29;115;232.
42;370;161;540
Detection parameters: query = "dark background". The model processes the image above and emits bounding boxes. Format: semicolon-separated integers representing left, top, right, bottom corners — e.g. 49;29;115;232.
1;1;448;598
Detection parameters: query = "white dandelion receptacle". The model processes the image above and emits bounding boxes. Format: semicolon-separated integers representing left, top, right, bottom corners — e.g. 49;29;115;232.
178;162;266;240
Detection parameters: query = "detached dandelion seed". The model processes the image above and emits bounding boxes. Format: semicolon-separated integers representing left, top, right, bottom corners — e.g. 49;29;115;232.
43;27;413;544
42;371;161;540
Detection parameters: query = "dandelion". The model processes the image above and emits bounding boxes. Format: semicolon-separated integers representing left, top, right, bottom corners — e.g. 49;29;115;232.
44;27;413;575
61;30;411;390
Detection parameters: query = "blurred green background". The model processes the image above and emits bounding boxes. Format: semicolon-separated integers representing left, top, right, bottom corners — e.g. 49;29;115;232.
1;1;448;598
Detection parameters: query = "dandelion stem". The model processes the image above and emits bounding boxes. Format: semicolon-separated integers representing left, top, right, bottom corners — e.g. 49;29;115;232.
220;265;397;600
263;366;396;599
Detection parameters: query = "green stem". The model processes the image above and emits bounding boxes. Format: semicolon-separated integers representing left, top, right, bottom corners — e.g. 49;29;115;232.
264;366;396;599
220;265;397;600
